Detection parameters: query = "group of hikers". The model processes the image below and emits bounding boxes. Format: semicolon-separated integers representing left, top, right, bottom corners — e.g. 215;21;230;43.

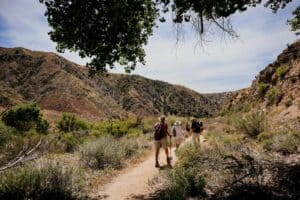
153;115;204;168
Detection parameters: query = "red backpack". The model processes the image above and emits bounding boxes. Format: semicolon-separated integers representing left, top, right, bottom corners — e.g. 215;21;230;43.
154;123;165;140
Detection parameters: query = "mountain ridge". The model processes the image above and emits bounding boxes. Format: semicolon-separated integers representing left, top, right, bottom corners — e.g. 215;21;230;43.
0;46;231;121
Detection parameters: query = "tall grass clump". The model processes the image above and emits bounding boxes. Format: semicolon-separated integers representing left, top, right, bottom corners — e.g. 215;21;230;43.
258;128;300;154
232;112;267;138
156;166;205;200
0;123;15;147
0;163;83;200
80;135;140;169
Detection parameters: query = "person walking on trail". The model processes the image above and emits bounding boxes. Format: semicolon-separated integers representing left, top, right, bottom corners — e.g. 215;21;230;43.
191;118;204;144
171;121;185;150
154;115;172;168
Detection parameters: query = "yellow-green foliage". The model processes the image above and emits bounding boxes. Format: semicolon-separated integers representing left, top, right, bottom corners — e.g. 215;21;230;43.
232;112;267;138
92;117;142;137
0;162;83;200
276;65;288;80
266;87;277;104
257;83;270;98
57;113;89;132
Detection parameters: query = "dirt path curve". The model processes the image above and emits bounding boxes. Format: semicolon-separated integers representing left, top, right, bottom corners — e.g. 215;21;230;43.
97;135;206;200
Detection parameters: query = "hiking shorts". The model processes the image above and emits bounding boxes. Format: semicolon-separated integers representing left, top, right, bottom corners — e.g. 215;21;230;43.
192;132;201;139
154;137;168;149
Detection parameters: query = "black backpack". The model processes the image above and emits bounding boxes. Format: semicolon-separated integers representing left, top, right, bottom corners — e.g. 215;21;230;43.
172;127;177;137
154;124;164;140
193;121;203;133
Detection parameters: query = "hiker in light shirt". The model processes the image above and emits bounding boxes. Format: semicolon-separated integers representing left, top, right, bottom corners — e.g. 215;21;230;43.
171;121;185;150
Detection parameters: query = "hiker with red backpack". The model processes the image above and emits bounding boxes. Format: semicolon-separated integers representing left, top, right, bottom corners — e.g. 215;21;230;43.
154;115;172;168
191;118;204;144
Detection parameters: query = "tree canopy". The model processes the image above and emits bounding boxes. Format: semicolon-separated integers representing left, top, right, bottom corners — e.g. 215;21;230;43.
40;0;298;73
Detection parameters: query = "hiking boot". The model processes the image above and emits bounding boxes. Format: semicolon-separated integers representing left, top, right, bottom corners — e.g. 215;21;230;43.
155;161;160;168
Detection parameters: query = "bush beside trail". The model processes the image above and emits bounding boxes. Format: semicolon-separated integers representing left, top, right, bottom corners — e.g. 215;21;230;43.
0;162;84;200
80;135;145;170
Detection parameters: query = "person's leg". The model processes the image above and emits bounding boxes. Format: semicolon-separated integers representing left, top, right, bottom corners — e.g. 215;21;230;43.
192;132;197;144
155;147;160;166
154;141;160;167
196;134;200;144
164;147;171;165
161;137;170;165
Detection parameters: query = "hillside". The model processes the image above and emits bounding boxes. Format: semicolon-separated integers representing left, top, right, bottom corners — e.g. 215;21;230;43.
0;47;230;120
223;40;300;122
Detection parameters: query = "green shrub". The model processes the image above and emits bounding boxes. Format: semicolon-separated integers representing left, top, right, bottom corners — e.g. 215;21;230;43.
92;117;141;137
0;163;83;200
156;166;205;200
1;104;49;133
266;87;277;104
60;132;83;152
119;137;140;158
57;113;89;132
257;83;270;98
276;65;288;80
80;135;141;169
36;119;49;134
233;112;267;138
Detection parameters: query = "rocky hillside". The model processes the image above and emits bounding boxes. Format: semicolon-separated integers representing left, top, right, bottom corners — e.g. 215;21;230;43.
223;40;300;122
0;47;230;120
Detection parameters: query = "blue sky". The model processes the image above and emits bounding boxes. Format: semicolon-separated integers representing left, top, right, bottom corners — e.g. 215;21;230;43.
0;0;298;93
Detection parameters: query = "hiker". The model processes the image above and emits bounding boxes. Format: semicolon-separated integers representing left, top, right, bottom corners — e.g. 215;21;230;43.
154;115;172;168
171;121;185;150
191;118;204;144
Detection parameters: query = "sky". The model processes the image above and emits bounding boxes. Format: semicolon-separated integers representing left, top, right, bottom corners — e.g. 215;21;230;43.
0;1;298;93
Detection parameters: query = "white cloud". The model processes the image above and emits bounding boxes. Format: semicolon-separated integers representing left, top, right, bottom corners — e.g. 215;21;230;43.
0;0;298;93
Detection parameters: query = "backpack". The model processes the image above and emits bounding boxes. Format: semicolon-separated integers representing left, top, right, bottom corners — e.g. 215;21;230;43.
172;127;177;137
193;121;203;133
154;123;165;140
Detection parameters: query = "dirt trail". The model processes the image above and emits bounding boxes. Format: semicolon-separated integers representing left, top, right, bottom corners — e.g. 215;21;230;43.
95;135;207;200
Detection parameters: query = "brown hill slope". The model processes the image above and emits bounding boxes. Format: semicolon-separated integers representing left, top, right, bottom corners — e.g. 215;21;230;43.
0;47;230;120
223;40;300;122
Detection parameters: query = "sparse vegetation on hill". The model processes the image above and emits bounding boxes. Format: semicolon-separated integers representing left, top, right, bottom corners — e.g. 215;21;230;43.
0;47;230;120
222;40;300;122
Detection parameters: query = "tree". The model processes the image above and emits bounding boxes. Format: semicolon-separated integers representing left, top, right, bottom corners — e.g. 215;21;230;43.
39;0;157;73
1;104;49;133
288;5;300;35
40;0;297;73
